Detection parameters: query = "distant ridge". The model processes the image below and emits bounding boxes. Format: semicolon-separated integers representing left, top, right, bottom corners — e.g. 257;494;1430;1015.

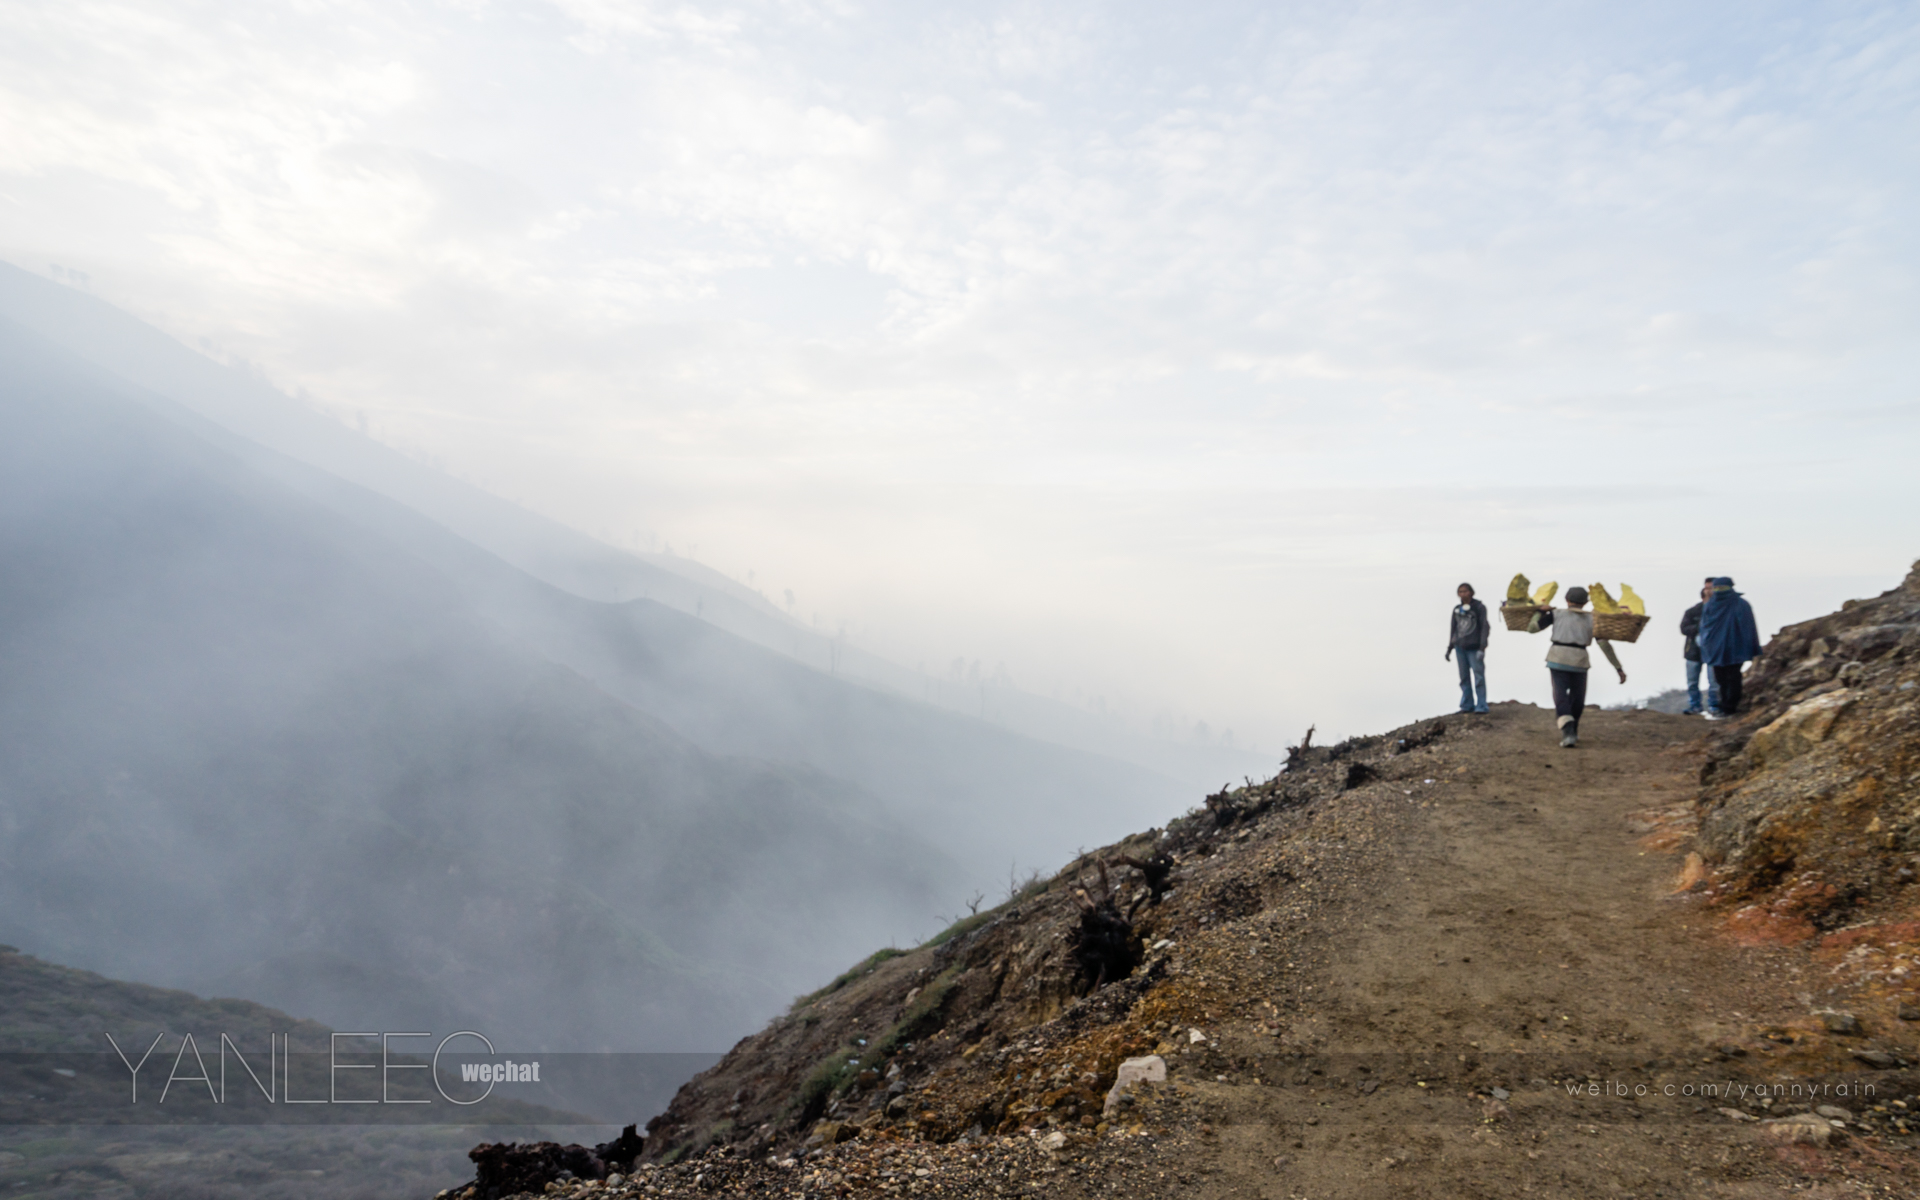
0;260;1273;790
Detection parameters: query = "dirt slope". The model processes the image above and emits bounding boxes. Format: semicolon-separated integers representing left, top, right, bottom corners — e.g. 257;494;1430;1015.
445;701;1917;1199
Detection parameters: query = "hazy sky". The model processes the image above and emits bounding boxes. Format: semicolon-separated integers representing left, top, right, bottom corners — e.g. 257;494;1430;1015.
4;0;1917;750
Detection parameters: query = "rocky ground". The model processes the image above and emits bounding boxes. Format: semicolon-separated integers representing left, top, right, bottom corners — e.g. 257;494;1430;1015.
441;567;1920;1200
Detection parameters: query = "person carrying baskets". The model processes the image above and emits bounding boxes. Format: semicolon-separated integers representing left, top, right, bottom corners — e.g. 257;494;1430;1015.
1527;586;1626;748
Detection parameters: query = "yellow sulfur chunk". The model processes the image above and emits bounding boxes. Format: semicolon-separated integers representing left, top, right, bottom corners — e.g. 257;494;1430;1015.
1587;582;1622;613
1531;581;1559;607
1506;574;1531;603
1618;584;1646;615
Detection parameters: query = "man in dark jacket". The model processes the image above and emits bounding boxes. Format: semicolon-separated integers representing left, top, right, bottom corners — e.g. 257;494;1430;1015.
1678;580;1719;715
1698;577;1762;719
1446;583;1490;714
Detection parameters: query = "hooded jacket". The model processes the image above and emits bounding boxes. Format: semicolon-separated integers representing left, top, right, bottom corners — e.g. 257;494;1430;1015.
1449;598;1489;653
1697;579;1762;667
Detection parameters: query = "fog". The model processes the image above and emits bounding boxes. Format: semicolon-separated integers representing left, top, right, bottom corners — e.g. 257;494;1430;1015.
1;274;1278;1052
1;0;1918;1063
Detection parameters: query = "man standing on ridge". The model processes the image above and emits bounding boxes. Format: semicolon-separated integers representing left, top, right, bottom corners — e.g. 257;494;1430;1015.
1528;586;1626;748
1446;583;1490;714
1698;577;1762;720
1679;580;1720;715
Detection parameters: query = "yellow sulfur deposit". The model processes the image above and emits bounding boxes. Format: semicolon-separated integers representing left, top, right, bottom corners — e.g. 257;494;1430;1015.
1531;581;1559;607
1618;584;1646;615
1506;574;1531;603
1587;583;1622;613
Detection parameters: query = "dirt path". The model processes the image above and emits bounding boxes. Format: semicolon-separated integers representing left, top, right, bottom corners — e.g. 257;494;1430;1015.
1190;702;1910;1199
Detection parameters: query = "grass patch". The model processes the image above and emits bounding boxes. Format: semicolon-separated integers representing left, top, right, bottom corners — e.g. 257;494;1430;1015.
870;965;960;1059
922;869;1051;950
789;948;907;1012
791;1047;865;1124
919;910;993;949
786;965;965;1127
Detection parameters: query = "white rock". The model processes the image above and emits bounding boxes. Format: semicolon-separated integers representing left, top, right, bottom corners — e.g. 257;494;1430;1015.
1037;1131;1068;1152
1103;1055;1168;1116
1188;1028;1207;1044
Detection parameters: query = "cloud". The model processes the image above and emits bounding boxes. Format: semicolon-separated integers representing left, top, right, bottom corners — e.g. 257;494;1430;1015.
2;0;1917;743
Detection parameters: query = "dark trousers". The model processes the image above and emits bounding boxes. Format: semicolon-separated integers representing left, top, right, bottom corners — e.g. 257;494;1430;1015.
1711;664;1744;714
1549;668;1588;729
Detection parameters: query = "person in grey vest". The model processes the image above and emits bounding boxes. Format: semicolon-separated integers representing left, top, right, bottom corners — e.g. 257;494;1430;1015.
1446;583;1491;714
1527;586;1626;748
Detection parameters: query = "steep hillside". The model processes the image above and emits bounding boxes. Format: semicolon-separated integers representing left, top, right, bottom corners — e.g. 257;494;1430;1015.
0;261;1274;792
226;453;1197;876
0;319;957;1050
0;946;589;1200
444;678;1919;1197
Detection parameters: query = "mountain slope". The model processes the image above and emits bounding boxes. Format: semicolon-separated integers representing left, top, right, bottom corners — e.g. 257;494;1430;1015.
0;318;957;1050
181;435;1205;875
0;261;1276;789
480;697;1916;1199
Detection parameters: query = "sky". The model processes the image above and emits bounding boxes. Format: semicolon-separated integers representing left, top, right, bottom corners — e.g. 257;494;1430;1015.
3;0;1917;751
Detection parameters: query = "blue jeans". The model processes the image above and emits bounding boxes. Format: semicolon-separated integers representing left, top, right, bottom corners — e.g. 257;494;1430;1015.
1455;648;1487;712
1685;659;1720;713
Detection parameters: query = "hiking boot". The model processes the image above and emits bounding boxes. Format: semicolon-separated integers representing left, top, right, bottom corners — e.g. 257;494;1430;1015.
1703;711;1724;721
1559;729;1577;748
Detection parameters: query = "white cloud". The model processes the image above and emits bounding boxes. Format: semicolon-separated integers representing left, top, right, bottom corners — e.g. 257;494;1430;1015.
2;0;1917;745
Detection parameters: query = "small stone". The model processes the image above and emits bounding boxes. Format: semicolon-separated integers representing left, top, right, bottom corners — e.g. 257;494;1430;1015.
1820;1010;1864;1036
1815;1105;1853;1120
1717;1107;1754;1122
1759;1111;1838;1146
1188;1028;1207;1044
1897;1003;1920;1021
1037;1131;1067;1153
1490;1087;1511;1101
1852;1049;1899;1068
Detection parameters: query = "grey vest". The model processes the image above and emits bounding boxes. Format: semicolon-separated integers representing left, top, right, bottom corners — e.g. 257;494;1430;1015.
1546;610;1594;671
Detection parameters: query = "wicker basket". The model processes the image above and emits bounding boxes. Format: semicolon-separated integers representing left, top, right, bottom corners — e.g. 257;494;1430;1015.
1592;611;1650;643
1499;603;1537;632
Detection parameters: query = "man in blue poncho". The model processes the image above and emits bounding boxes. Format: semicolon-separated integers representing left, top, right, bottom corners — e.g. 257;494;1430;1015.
1698;577;1762;720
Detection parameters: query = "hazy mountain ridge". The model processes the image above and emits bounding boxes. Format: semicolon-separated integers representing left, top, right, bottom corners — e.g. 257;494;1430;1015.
0;263;1273;787
0;318;956;1049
